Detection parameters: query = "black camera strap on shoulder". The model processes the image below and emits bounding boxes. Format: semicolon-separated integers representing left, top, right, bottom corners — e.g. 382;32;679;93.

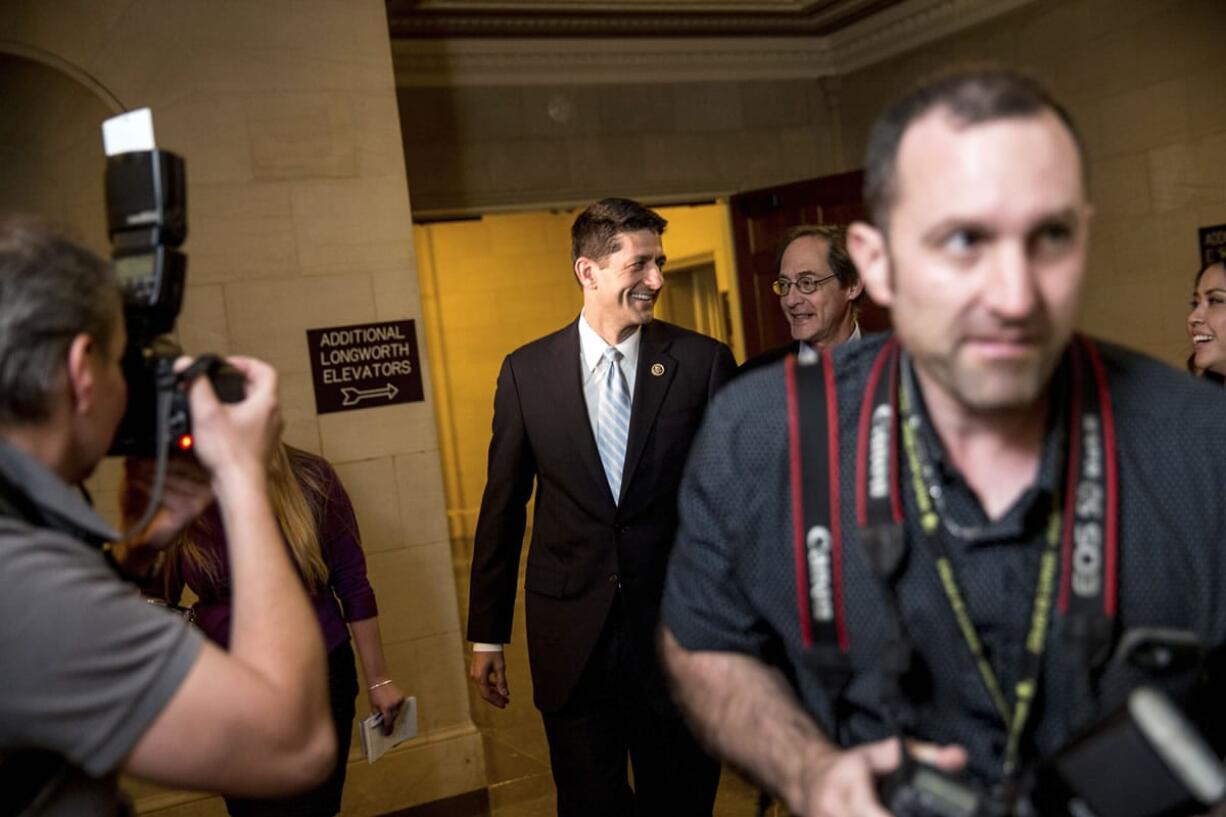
0;474;71;815
785;335;1120;779
1054;338;1121;718
785;351;853;698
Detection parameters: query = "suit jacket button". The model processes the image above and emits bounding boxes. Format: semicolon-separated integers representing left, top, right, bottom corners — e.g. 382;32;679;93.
609;573;619;584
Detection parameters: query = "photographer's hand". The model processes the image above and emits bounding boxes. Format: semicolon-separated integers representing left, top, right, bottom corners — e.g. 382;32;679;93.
180;355;283;489
113;458;213;580
659;627;966;817
797;738;967;817
126;355;334;796
120;457;214;546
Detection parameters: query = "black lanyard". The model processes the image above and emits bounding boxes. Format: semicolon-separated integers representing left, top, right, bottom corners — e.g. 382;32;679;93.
853;336;1118;778
788;350;850;654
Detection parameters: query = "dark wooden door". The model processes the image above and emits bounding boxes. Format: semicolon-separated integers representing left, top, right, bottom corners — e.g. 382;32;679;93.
729;169;890;360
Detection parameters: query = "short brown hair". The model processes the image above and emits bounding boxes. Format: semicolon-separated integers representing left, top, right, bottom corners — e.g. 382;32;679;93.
775;224;860;298
571;198;667;264
863;66;1087;228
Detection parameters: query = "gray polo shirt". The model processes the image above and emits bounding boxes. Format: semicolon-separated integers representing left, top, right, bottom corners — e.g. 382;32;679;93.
0;440;203;815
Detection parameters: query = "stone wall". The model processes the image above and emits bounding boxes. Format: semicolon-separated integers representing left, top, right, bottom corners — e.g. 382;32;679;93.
835;0;1226;367
0;1;483;813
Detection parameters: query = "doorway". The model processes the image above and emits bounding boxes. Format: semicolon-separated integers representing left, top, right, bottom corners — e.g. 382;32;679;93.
654;257;729;345
415;199;757;814
729;169;890;360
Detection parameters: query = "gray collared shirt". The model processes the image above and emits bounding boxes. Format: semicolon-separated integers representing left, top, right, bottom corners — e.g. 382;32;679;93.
0;439;119;544
0;438;202;816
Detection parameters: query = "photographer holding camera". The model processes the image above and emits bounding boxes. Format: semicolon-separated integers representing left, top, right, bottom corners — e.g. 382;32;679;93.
660;68;1226;817
0;215;334;815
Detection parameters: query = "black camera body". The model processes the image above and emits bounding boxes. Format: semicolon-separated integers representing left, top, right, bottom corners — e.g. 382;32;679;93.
879;687;1226;817
103;143;242;456
878;752;1001;817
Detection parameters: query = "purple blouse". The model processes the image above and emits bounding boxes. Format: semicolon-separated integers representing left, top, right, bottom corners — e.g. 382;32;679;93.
155;451;378;652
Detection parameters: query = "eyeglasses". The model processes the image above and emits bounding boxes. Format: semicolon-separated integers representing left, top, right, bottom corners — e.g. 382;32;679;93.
772;272;837;296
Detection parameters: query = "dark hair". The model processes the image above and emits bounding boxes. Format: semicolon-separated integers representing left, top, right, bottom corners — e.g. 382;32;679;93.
571;198;667;264
1191;351;1226;386
0;214;121;425
1193;259;1225;288
775;224;860;298
1191;260;1226;385
863;66;1087;228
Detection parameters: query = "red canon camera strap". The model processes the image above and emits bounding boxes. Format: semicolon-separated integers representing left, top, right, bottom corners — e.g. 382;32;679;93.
786;350;849;654
786;337;1119;745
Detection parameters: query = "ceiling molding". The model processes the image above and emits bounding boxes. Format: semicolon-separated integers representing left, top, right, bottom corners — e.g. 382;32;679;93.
410;1;823;11
828;0;1037;74
387;0;901;38
391;0;1038;86
393;36;836;86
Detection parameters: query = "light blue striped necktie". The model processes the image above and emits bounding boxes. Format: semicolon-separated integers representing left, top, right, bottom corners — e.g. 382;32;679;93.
596;347;631;503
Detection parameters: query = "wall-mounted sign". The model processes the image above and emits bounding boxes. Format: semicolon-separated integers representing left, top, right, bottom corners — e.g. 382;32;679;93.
1201;223;1226;267
307;319;424;414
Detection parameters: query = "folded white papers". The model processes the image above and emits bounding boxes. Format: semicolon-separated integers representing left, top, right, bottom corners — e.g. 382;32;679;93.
360;696;417;763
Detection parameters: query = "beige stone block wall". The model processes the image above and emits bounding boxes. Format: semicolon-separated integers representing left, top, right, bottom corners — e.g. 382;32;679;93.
0;1;482;814
835;0;1226;369
0;52;114;252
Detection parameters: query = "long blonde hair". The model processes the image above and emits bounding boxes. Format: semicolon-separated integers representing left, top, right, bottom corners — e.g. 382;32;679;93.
175;444;331;591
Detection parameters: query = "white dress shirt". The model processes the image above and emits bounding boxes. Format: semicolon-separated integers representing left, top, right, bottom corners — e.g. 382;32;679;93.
578;310;641;433
797;320;861;364
473;314;642;654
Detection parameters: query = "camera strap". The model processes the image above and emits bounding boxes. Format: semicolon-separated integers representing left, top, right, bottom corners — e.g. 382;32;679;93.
786;351;852;693
0;475;72;814
1055;338;1120;702
786;336;1119;775
892;336;1117;777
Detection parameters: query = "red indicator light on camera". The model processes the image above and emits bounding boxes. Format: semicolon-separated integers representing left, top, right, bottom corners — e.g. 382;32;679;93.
177;434;194;451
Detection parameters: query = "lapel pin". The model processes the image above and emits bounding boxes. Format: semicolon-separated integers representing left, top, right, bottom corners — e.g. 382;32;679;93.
651;363;665;377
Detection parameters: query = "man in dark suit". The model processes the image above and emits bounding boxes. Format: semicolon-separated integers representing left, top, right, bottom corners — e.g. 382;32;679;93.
466;198;735;816
739;224;864;375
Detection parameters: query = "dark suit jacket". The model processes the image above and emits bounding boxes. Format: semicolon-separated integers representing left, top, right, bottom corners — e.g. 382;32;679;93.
467;318;736;713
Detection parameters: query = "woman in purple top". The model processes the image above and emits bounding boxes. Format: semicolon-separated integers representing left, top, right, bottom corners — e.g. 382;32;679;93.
143;444;405;817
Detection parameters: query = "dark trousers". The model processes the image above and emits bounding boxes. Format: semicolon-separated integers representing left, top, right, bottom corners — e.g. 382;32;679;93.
226;641;359;817
541;602;720;817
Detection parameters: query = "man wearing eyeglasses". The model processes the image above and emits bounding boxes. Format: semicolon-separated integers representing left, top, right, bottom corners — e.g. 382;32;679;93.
740;225;864;374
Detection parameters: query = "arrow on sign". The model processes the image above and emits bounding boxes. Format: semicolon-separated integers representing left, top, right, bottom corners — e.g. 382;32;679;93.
341;383;400;407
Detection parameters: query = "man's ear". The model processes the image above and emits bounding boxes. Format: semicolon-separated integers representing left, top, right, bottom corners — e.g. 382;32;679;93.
845;275;865;302
574;256;598;290
847;221;893;309
64;333;97;416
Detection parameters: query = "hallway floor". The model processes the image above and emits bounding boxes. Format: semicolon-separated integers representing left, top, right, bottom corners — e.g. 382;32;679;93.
451;540;781;817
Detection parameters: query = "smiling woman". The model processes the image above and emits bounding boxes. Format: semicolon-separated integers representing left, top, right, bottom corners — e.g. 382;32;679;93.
1187;260;1226;383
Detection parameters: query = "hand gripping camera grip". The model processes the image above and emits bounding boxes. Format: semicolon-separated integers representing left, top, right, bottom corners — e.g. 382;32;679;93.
877;757;989;817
